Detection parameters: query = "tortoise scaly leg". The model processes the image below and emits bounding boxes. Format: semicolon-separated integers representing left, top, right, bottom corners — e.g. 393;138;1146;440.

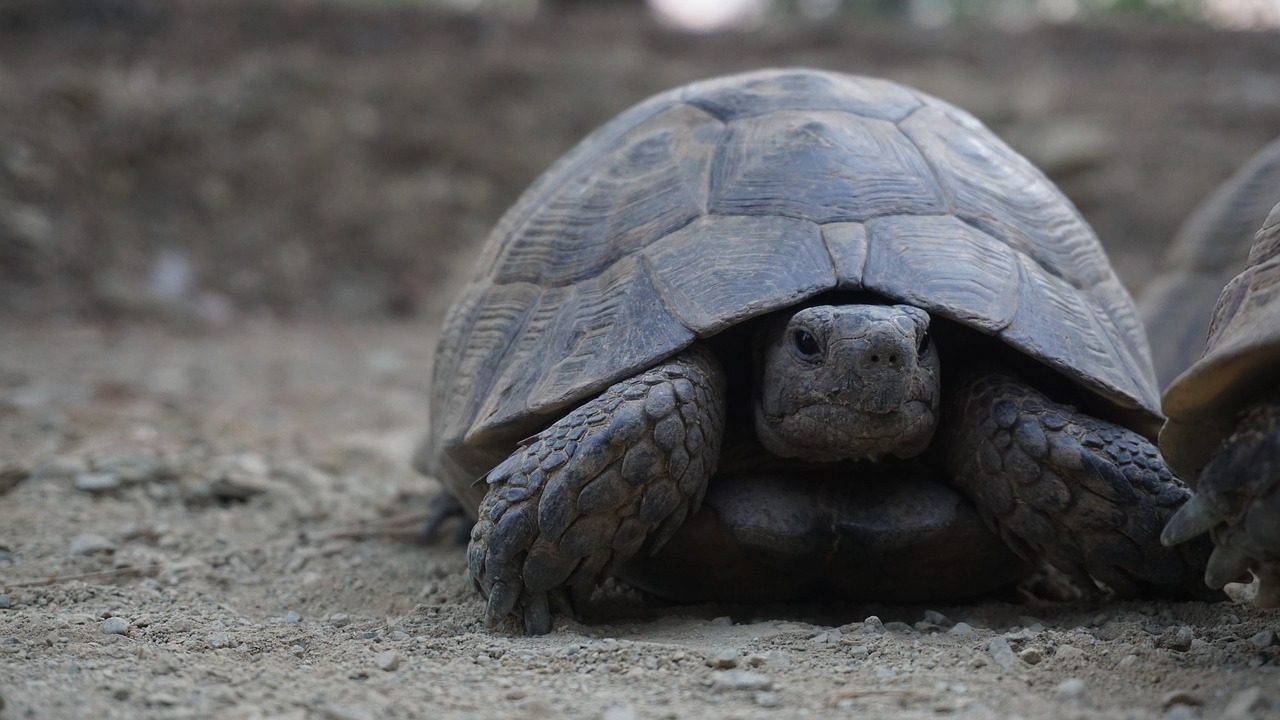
941;370;1218;599
468;347;726;634
1163;387;1280;606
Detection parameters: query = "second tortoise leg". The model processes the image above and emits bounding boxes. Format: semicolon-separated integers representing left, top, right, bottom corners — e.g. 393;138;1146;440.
1164;385;1280;607
467;347;726;634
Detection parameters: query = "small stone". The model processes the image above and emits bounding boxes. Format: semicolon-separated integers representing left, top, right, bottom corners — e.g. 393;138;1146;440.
846;644;869;659
924;610;954;627
1247;629;1274;648
988;637;1018;671
290;644;305;657
1158;625;1195;652
101;617;130;636
883;621;914;633
754;691;779;708
764;650;791;669
863;615;885;633
711;649;739;668
376;650;400;671
1162;690;1202;709
711;670;772;692
1222;687;1265;720
709;616;732;627
0;594;9;609
1116;654;1138;669
329;613;351;628
1055;678;1087;701
283;611;302;624
949;622;974;635
70;532;116;556
74;471;121;493
208;631;237;649
146;693;179;707
1018;647;1043;665
1056;645;1085;661
1164;704;1200;720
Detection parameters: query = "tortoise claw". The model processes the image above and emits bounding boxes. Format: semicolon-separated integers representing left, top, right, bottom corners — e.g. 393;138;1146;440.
1204;544;1252;589
484;580;522;626
1161;493;1221;547
523;592;551;635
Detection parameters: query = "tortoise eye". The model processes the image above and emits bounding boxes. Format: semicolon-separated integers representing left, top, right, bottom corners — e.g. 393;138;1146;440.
917;332;931;359
793;329;821;359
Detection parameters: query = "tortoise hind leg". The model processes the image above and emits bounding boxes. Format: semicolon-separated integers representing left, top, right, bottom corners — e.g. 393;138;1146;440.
940;370;1218;599
469;347;726;634
1164;387;1280;607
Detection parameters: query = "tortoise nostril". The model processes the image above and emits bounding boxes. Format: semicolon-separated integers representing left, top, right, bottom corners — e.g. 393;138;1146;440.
870;354;880;363
889;354;898;363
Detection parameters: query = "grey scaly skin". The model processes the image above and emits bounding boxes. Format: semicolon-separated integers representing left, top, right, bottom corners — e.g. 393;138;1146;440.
468;304;1214;633
1163;387;1280;607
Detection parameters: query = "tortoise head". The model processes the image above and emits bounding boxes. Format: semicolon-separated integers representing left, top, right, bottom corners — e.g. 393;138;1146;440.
753;304;940;462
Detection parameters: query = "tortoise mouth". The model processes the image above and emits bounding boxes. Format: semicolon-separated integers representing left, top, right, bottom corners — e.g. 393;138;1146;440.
767;400;938;462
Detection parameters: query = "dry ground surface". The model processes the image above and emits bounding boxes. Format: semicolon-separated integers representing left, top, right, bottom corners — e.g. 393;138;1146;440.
3;2;1280;719
1;321;1279;720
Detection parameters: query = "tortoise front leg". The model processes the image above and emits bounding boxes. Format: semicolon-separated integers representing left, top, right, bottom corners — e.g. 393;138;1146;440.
1163;386;1280;607
939;370;1217;599
469;347;726;634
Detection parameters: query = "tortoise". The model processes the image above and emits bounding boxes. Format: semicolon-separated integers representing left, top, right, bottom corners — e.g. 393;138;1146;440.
416;68;1214;634
1140;136;1280;388
1161;200;1280;607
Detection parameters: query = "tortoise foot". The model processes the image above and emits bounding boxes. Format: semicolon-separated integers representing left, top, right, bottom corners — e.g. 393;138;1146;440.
943;370;1219;599
420;491;473;545
467;348;726;634
1164;388;1280;604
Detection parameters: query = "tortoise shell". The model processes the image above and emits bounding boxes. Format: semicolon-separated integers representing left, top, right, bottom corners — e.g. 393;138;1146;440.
1162;201;1280;481
420;68;1160;503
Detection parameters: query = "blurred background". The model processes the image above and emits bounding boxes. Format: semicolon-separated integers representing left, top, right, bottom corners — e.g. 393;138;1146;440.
1;0;1278;326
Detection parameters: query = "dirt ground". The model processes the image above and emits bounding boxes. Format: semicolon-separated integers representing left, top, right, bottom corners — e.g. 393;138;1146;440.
2;2;1280;719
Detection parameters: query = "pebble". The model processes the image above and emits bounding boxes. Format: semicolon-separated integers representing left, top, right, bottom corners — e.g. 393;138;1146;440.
1158;625;1195;652
754;691;779;708
74;471;121;493
764;650;791;669
283;611;302;624
376;650;400;671
329;613;351;628
988;637;1019;672
1055;678;1087;701
863;615;885;633
711;670;773;693
101;617;130;636
209;631;238;648
70;532;116;556
924;610;954;627
1247;629;1274;648
1162;690;1202;708
949;622;974;635
711;649;739;668
1164;704;1201;720
0;594;9;609
1018;647;1043;665
1055;645;1085;661
883;621;914;633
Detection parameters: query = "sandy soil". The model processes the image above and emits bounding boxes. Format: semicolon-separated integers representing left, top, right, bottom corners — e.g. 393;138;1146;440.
1;321;1278;720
